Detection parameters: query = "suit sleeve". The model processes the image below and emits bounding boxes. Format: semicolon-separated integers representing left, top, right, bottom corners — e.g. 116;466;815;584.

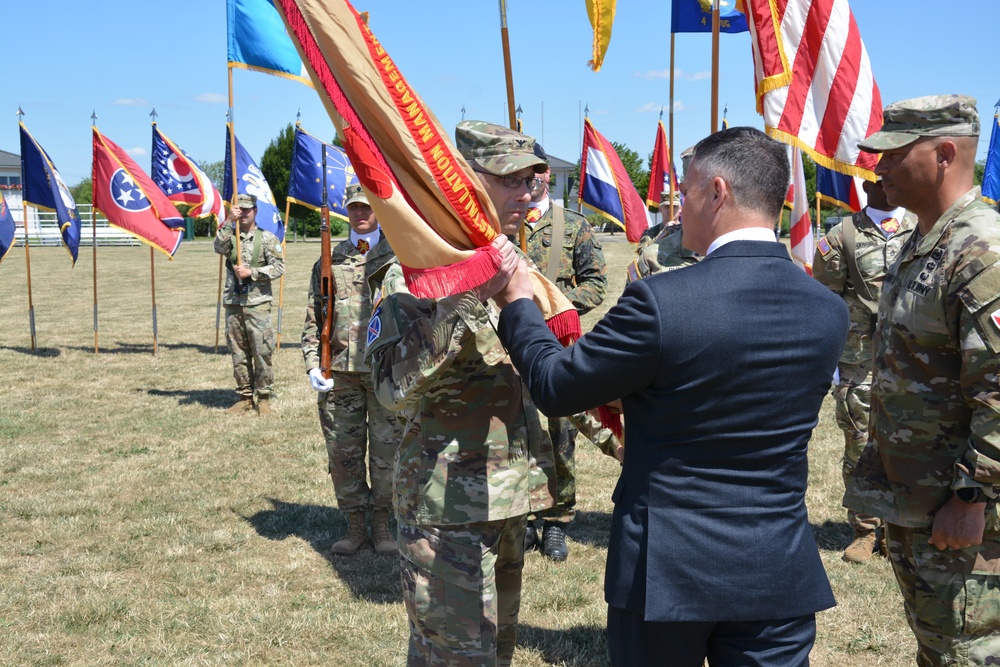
498;279;662;416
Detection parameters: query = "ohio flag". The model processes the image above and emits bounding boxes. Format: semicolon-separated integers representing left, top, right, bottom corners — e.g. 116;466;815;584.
151;126;223;219
578;118;648;243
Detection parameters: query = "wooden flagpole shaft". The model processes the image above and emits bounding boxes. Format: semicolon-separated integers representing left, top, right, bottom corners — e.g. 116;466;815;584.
22;202;36;351
214;252;224;352
711;0;720;133
275;199;292;351
669;33;677;222
91;201;99;354
498;0;526;251
150;246;158;356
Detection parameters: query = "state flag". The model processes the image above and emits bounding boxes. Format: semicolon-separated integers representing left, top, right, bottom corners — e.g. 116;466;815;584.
287;126;357;219
19;123;82;263
223;126;284;241
152;127;223;219
0;189;15;264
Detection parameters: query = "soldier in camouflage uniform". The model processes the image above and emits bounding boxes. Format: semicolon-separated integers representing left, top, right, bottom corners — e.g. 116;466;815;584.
214;193;284;415
366;121;556;666
301;184;402;556
627;191;701;283
521;146;608;561
845;95;1000;665
813;179;916;563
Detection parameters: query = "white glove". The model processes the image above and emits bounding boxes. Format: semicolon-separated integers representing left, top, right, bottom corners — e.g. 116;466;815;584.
308;368;334;392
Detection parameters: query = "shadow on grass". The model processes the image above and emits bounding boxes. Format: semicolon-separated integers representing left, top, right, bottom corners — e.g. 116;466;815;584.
811;519;853;552
243;497;402;604
147;388;241;409
518;622;608;666
561;510;613;550
0;345;61;357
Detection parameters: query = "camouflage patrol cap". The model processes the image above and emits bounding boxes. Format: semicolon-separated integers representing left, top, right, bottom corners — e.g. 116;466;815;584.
345;183;369;207
679;145;697;176
858;94;980;153
455;120;547;176
659;191;681;206
237;193;257;209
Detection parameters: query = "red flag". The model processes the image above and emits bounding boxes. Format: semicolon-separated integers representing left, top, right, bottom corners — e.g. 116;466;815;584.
579;118;648;244
740;0;882;180
151;126;223;220
92;128;184;258
645;120;678;208
789;147;813;275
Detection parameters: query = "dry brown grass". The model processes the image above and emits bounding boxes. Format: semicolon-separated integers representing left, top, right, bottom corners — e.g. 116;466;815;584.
0;233;913;666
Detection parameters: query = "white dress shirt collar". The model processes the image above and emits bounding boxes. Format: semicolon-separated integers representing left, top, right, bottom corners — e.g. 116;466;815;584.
706;227;777;256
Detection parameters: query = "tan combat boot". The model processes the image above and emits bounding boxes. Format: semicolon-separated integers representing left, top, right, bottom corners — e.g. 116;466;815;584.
371;509;397;555
843;530;877;563
256;397;274;416
330;511;368;556
227;397;255;414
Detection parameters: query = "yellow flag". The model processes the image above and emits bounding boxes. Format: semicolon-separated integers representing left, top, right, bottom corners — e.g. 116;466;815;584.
586;0;616;72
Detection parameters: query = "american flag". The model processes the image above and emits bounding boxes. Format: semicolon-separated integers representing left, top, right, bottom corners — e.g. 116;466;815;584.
151;127;222;219
740;0;881;180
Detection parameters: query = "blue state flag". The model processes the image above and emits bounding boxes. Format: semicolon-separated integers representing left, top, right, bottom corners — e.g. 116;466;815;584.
224;125;285;241
982;112;1000;206
227;0;313;87
287;126;357;219
671;0;748;34
0;189;15;264
19;123;82;264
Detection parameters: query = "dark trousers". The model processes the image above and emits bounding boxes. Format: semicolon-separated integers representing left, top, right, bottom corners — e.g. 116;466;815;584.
607;606;816;667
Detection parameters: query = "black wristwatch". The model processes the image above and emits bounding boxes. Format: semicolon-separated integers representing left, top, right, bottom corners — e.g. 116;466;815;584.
955;487;989;504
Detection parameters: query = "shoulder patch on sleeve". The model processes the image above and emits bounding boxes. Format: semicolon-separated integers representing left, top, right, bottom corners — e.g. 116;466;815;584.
959;264;1000;354
817;237;833;257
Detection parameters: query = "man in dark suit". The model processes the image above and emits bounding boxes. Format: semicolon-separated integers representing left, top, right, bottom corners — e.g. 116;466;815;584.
492;127;849;666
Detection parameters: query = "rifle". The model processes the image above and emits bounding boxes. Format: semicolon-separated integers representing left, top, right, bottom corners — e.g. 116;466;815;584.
319;146;333;380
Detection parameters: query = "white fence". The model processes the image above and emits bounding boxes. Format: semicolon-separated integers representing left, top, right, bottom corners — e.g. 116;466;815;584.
12;204;139;247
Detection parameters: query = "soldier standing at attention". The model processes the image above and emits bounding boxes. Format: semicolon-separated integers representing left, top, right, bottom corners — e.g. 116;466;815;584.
845;95;1000;664
813;178;916;563
522;146;607;561
214;193;284;415
366;121;556;666
301;183;402;556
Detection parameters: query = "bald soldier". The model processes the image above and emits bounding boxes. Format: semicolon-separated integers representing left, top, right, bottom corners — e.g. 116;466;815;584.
845;95;1000;665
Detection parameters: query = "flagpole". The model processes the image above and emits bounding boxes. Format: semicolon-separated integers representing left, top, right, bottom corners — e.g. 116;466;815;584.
498;0;526;251
276;198;291;351
711;0;721;133
16;110;36;352
149;110;159;356
668;34;677;222
91;112;100;354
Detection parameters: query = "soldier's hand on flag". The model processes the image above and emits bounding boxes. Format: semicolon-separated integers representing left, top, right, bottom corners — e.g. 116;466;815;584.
308;368;334;393
474;235;520;303
234;265;252;280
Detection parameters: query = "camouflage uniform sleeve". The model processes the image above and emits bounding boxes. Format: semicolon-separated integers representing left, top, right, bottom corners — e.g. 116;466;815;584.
213;221;234;255
812;225;846;293
954;262;1000;496
564;221;607;313
366;265;490;412
250;233;285;282
301;259;322;372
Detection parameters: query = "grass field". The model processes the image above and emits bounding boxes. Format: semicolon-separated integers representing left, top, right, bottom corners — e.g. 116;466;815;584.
0;233;915;666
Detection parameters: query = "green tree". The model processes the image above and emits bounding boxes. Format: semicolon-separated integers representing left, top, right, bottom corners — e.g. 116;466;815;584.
975;158;985;186
200;159;224;193
70;177;92;205
568;140;650;227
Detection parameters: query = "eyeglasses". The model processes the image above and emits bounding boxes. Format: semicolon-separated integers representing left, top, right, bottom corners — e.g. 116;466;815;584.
474;169;545;192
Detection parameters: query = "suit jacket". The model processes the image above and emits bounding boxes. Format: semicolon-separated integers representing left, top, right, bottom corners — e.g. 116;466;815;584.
498;240;848;622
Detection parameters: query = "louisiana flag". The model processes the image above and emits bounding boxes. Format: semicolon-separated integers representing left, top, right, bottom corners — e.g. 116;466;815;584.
152;127;223;219
20;123;82;264
0;189;15;264
982;110;1000;206
671;0;748;33
815;164;866;212
223;126;284;241
646;120;679;208
579;118;649;243
227;0;312;87
287;126;357;219
93;128;184;258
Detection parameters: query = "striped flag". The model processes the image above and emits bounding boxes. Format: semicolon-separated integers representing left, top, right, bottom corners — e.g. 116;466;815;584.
646;120;679;208
579;118;648;243
788;147;813;275
151;126;223;220
815;164;866;212
740;0;882;180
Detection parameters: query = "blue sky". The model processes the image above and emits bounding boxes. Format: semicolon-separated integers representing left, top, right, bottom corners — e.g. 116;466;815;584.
4;1;998;189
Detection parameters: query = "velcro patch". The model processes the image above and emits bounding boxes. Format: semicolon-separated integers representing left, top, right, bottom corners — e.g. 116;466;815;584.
367;306;382;346
817;237;832;257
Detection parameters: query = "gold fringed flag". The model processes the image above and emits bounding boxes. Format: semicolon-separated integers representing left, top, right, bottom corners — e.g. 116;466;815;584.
586;0;616;72
270;0;580;342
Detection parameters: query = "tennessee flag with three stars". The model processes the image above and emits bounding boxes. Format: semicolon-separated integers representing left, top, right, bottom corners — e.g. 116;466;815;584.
92;128;185;258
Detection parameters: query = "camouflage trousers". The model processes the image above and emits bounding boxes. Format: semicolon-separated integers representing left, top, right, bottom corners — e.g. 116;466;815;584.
398;516;527;666
532;417;577;524
318;371;401;512
834;364;881;533
225;304;275;398
884;524;1000;666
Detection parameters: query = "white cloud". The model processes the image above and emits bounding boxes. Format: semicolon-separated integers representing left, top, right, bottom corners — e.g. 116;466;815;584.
673;101;687;111
634;69;671;80
113;98;148;107
195;93;227;104
689;71;712;81
126;147;147;157
636;102;666;113
633;69;712;82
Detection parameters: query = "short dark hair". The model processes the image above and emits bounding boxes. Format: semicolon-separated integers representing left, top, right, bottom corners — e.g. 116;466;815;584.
689;127;789;221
